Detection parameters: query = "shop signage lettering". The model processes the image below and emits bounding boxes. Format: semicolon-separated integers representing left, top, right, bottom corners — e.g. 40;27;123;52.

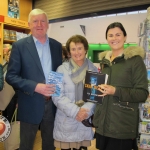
4;16;28;27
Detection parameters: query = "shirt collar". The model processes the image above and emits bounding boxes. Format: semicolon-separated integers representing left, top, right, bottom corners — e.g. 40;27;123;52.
32;35;49;44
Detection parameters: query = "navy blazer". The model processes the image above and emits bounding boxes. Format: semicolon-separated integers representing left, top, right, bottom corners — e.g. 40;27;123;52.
6;35;62;124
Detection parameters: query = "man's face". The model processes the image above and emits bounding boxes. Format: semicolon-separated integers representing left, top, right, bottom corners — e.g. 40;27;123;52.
28;14;49;39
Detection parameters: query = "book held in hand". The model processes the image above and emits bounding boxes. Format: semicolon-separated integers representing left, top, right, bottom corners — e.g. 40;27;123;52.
83;71;108;104
48;71;63;97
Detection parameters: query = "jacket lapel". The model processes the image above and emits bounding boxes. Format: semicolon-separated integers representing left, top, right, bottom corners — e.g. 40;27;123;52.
26;36;44;76
49;38;55;71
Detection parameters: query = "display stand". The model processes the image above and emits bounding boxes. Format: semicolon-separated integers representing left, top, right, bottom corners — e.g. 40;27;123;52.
138;7;150;150
0;15;30;64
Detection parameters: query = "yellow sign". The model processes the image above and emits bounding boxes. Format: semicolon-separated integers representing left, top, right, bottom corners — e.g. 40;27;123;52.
4;16;28;28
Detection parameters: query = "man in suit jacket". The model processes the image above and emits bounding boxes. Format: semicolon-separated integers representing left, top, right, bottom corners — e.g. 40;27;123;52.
6;9;62;150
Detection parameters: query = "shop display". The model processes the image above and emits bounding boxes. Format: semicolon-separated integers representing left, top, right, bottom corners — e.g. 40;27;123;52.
9;30;16;41
0;15;30;63
139;7;150;150
3;29;29;42
3;29;10;40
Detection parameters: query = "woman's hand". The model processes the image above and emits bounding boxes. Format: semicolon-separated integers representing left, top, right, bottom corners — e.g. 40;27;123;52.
98;84;116;96
75;108;89;122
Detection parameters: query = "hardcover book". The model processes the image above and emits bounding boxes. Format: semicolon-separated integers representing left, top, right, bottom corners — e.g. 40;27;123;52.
83;71;108;104
48;71;63;97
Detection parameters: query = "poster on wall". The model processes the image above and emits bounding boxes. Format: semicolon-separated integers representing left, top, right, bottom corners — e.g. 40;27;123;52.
8;0;20;19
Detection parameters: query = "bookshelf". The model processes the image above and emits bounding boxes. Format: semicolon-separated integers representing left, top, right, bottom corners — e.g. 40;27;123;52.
0;15;30;64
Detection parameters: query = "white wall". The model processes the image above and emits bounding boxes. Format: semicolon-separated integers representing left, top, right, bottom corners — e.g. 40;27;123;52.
47;13;146;44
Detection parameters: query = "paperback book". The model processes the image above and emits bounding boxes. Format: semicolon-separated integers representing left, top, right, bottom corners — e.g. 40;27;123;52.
83;71;108;104
48;71;63;97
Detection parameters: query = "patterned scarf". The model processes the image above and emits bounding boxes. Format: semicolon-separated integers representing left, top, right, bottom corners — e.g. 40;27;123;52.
70;58;88;102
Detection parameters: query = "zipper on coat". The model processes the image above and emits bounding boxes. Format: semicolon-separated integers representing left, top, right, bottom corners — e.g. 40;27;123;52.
103;65;112;135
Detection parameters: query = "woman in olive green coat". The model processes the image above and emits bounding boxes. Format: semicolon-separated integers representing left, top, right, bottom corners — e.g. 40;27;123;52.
93;22;149;150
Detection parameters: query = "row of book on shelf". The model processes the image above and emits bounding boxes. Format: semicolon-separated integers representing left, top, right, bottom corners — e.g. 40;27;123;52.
3;29;29;41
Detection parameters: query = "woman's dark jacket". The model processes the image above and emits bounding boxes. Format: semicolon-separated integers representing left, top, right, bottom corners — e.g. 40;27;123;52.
93;46;149;139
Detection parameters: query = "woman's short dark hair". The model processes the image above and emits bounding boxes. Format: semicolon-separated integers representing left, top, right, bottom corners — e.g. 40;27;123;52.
105;22;127;39
66;35;89;54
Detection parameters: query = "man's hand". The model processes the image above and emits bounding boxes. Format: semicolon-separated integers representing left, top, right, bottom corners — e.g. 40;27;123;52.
35;83;56;96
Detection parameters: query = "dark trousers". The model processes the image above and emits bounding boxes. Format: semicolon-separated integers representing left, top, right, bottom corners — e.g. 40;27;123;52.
95;133;138;150
19;100;55;150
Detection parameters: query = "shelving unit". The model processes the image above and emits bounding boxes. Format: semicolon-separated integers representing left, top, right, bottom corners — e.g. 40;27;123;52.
0;15;30;64
138;7;150;150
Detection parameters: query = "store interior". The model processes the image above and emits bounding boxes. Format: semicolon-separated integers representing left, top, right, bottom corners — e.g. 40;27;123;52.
0;0;150;150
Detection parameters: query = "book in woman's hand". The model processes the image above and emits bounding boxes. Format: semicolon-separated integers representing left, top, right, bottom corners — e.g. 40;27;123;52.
83;71;108;104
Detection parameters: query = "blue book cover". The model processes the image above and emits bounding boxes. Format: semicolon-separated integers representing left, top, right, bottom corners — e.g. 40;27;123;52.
48;71;63;97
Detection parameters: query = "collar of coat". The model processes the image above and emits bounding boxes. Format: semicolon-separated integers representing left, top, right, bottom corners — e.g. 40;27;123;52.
98;46;145;61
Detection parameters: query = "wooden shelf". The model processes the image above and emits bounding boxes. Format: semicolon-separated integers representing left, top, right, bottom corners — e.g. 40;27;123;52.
4;16;29;29
4;39;16;43
0;15;30;63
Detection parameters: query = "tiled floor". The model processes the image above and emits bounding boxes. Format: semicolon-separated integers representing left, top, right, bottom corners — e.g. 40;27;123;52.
0;130;98;150
0;131;145;150
34;131;98;150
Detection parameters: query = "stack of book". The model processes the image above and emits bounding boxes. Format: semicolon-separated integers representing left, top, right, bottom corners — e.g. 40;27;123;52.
9;30;17;41
3;29;16;41
3;29;10;40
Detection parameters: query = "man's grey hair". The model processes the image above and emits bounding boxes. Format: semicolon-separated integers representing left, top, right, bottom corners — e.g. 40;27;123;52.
28;9;48;23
